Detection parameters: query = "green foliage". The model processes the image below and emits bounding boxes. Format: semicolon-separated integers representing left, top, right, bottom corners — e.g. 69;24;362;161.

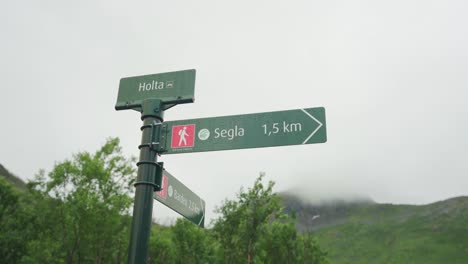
4;138;467;264
311;198;468;264
1;144;328;264
148;219;219;264
146;174;328;264
172;218;217;264
212;174;328;264
149;225;176;264
213;174;282;263
0;178;26;263
22;137;136;263
255;220;299;263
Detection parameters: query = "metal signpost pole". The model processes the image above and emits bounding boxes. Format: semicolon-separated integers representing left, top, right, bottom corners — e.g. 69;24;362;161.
116;70;197;263
128;99;164;264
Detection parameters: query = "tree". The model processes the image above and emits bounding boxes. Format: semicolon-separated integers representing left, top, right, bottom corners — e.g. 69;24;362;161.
148;219;219;264
213;174;285;263
256;220;299;263
213;173;328;264
0;177;27;263
148;225;176;264
171;218;216;264
26;138;135;264
297;233;329;264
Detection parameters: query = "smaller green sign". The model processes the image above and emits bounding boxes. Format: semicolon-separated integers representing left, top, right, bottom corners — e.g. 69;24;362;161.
116;69;196;110
154;169;205;227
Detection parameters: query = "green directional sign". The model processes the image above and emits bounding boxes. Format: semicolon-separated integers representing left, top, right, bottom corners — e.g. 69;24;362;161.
154;169;205;227
161;107;326;154
116;69;196;110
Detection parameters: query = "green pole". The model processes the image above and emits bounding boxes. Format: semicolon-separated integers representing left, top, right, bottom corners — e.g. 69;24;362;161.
128;99;164;264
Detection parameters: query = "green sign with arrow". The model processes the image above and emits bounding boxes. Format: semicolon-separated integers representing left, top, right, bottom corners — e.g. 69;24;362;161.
154;169;205;227
160;107;326;154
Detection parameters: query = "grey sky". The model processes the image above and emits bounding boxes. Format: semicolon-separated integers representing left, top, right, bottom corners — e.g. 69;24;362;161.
1;0;467;224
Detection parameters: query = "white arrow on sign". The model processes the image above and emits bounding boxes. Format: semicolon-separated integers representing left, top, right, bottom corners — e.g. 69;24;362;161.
301;109;324;144
198;198;205;226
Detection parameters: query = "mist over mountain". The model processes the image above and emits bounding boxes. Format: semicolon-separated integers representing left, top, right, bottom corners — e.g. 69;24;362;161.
280;191;375;232
281;186;375;206
280;191;468;263
283;178;381;202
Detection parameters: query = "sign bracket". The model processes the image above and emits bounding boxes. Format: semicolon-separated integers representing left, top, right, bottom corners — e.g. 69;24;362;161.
138;121;163;152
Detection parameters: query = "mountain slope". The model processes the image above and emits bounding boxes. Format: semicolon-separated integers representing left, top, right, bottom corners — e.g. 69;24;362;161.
0;163;27;190
281;193;468;264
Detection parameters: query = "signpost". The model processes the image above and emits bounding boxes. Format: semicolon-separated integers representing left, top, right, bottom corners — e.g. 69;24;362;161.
116;69;196;111
115;69;197;264
115;68;327;264
160;107;326;154
155;170;205;227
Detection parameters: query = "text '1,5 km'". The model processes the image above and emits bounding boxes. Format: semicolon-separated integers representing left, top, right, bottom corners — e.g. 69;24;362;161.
160;107;327;154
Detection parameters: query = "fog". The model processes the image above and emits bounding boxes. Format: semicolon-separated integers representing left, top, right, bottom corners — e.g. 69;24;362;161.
1;0;467;223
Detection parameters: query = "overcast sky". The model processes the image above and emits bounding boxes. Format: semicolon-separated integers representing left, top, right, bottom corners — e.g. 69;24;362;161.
1;0;467;224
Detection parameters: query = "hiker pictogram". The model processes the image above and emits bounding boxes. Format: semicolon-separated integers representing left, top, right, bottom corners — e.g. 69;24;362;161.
171;124;195;148
179;126;189;146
